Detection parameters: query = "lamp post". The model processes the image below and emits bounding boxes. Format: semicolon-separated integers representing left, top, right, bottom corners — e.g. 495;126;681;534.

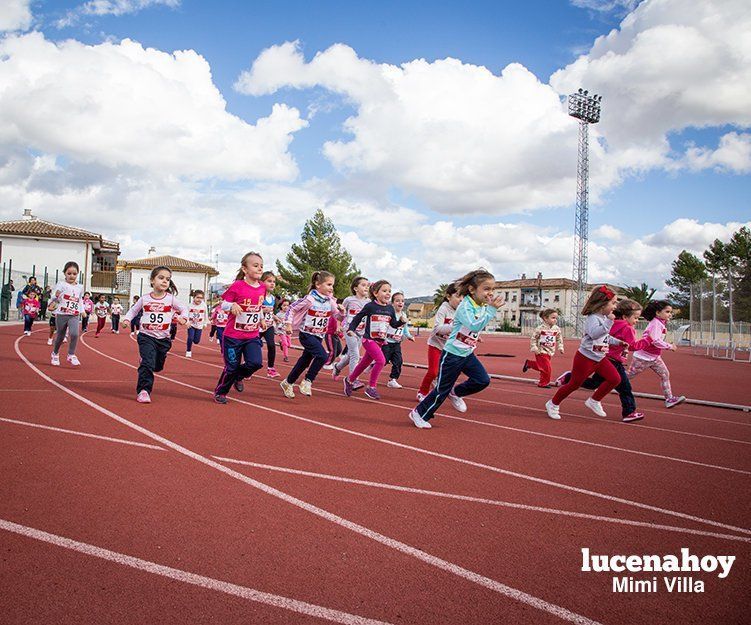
568;88;602;336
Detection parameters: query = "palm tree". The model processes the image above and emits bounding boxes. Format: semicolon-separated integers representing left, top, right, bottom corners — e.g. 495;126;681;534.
433;283;449;308
621;283;656;308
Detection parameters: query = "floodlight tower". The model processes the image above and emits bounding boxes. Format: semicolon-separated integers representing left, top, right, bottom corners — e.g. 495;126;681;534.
568;88;602;336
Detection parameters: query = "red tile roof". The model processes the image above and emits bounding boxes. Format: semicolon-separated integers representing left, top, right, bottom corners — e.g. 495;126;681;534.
0;218;103;242
119;254;219;276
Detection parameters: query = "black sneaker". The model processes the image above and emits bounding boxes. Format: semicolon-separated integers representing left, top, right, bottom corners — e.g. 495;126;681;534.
234;379;244;393
522;360;530;373
214;394;228;404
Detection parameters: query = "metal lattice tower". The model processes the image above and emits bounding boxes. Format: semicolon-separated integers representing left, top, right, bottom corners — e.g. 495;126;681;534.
568;89;602;336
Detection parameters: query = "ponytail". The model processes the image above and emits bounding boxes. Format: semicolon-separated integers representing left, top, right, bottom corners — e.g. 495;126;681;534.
308;270;335;293
235;251;263;281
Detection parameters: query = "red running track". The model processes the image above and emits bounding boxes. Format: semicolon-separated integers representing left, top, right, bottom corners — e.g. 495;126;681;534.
0;326;749;625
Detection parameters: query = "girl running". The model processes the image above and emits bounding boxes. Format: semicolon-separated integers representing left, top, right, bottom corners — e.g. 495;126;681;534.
565;299;650;422
417;283;461;401
260;271;280;378
81;292;93;333
343;280;406;401
523;309;564;387
545;286;627;420
280;271;338;398
185;290;209;358
332;276;370;387
49;261;86;366
129;295;141;336
93;294;110;338
383;291;415;389
210;302;229;352
322;312;343;370
122;266;187;403
213;252;267;404
628;300;685;408
22;290;40;336
110;298;123;334
275;299;291;362
408;270;504;428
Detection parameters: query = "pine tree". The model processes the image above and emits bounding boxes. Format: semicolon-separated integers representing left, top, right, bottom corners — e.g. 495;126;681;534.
665;251;707;308
275;210;361;299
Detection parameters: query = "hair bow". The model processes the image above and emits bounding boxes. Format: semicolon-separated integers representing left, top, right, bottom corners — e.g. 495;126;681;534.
598;285;615;299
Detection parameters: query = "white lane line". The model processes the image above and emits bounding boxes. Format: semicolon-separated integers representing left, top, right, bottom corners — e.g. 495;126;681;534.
170;345;751;475
17;336;604;625
0;417;164;451
213;457;751;544
83;335;751;537
0;518;394;625
0;389;51;392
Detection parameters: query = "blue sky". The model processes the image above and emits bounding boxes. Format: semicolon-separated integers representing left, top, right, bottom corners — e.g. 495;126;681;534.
1;0;749;294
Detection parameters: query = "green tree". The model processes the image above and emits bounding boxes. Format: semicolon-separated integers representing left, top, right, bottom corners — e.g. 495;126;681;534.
275;209;360;299
727;227;751;322
433;283;449;308
665;251;707;308
621;282;656;308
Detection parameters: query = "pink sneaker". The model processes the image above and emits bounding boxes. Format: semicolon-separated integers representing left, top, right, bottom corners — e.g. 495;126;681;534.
267;367;280;378
136;390;151;403
66;355;81;366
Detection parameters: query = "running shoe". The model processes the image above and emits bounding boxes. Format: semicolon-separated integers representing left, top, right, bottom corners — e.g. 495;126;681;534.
448;391;467;413
364;386;380;400
234;379;244;393
409;409;432;429
51;353;60;366
67;355;81;366
267;367;280;378
280;380;295;399
137;390;151;403
343;377;353;397
622;412;644;423
584;397;607;417
299;379;312;396
665;395;686;409
545;400;561;420
387;379;403;389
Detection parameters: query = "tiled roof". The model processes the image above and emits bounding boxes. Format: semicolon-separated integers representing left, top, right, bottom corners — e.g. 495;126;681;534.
0;218;102;241
495;277;621;291
119;254;219;276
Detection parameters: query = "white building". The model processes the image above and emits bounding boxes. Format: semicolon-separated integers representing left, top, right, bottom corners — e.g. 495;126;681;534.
117;252;219;304
0;209;119;301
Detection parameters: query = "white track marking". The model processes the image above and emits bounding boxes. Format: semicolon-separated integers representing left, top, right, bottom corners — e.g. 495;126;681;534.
15;336;604;625
0;518;394;625
79;335;751;537
0;417;164;451
213;457;751;544
167;344;751;475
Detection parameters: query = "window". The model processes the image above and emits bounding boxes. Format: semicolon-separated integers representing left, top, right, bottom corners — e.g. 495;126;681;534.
505;291;509;300
512;295;517;302
544;298;549;302
554;295;560;302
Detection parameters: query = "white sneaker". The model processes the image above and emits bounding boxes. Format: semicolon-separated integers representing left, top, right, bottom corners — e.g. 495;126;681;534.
299;379;313;396
554;371;570;387
387;379;403;389
448;391;467;413
185;351;192;358
545;400;561;420
63;337;67;342
416;392;426;402
280;380;295;399
137;390;151;403
47;338;53;345
585;397;607;417
322;364;334;370
24;330;31;336
51;353;60;366
67;355;81;366
409;409;432;429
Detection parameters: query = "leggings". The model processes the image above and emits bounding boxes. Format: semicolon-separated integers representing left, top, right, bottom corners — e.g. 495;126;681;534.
335;332;362;374
187;327;203;351
278;332;291;360
628;355;673;399
95;316;106;336
23;314;35;332
216;326;225;353
111;314;120;332
324;334;343;365
525;353;552;386
261;327;276;368
53;314;80;355
209;324;217;338
81;315;89;332
419;345;443;396
348;338;386;388
552;351;620;406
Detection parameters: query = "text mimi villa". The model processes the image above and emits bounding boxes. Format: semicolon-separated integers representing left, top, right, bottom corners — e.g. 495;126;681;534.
581;548;736;593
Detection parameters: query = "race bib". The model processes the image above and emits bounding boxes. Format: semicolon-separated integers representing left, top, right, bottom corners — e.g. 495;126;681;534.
303;309;331;334
455;326;479;349
234;304;262;332
215;310;228;325
189;308;204;324
262;306;274;324
539;333;556;348
96;307;108;318
593;338;609;353
386;323;403;342
348;307;366;333
142;308;172;331
370;314;390;340
58;293;80;315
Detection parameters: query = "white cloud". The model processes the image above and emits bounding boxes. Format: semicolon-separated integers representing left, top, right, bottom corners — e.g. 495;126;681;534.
643;218;750;248
551;0;751;149
236;41;581;214
592;224;623;240
684;132;751;174
57;0;180;28
571;0;642;13
0;33;306;180
0;0;32;32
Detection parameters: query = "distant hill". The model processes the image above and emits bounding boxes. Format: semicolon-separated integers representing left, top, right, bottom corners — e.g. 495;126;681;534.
404;295;433;305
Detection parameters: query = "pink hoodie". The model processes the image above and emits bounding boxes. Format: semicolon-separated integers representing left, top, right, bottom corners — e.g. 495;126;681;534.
285;291;339;334
606;319;653;363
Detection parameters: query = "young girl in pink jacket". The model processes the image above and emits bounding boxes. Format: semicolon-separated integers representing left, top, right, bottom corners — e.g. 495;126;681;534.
627;300;685;408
